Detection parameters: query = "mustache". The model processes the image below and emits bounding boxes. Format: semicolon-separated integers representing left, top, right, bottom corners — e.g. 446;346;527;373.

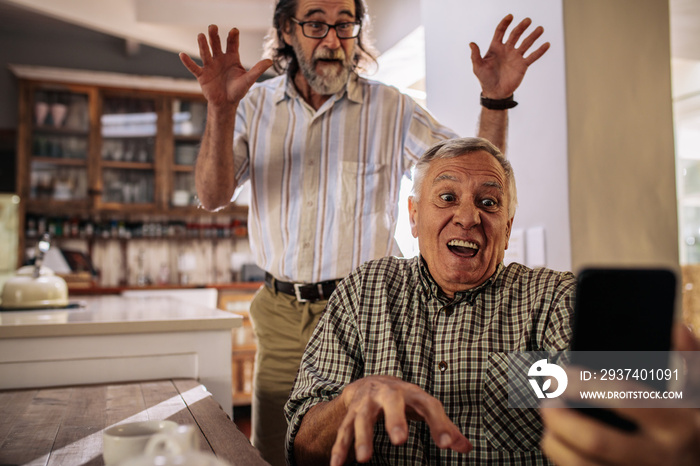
313;48;346;61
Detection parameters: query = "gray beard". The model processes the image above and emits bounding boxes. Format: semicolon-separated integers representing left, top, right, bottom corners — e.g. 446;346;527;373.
293;38;354;95
302;63;349;95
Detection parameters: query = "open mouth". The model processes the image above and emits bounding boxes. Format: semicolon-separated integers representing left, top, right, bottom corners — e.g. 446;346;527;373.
447;239;479;258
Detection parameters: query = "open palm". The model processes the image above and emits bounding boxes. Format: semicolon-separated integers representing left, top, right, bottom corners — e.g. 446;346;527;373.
470;15;550;99
180;25;272;109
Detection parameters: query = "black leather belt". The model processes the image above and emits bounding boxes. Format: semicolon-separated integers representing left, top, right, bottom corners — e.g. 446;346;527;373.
264;272;338;302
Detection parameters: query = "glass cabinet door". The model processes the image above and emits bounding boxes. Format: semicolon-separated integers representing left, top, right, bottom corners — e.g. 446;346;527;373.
676;88;700;264
100;96;157;205
680;158;700;263
171;98;205;208
29;89;89;203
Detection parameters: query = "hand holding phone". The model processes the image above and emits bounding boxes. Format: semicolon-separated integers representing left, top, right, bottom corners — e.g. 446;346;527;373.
568;267;677;431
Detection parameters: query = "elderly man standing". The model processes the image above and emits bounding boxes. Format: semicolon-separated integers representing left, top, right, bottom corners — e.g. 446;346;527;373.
285;137;576;465
179;0;550;461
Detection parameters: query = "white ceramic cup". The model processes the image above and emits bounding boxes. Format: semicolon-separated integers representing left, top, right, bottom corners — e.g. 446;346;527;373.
103;420;178;465
120;451;232;466
144;424;198;456
119;425;231;466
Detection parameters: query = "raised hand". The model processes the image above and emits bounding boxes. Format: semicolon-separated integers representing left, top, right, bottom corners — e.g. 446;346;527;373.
179;25;272;111
330;375;472;466
470;14;550;99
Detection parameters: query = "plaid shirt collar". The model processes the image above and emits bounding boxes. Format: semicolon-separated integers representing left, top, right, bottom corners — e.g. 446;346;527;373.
416;255;505;305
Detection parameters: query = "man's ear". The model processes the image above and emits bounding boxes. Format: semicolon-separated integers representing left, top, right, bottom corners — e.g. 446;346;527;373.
408;196;419;238
504;216;514;250
281;20;293;46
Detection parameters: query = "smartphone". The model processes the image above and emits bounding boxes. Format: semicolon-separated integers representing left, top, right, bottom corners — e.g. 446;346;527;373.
568;267;677;431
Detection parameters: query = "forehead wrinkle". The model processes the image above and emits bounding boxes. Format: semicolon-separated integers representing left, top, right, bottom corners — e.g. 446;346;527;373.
430;174;504;193
302;7;355;19
432;173;459;185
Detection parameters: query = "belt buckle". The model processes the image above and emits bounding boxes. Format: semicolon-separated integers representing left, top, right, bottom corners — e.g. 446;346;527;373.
293;283;309;303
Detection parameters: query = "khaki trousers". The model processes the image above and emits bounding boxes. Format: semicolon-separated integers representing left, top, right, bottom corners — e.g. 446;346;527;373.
248;284;327;466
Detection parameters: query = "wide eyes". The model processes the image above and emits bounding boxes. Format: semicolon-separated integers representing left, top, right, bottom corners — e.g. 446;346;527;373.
438;192;498;209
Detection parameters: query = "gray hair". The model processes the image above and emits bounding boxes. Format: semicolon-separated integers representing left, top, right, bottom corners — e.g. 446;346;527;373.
411;137;518;218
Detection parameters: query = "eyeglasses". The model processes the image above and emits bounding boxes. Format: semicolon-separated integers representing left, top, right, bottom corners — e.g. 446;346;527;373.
290;17;361;39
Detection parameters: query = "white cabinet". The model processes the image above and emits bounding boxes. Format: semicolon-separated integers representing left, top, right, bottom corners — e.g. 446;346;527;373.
0;296;241;417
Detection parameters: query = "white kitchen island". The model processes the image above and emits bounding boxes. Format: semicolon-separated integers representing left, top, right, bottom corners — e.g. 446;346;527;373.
0;295;241;418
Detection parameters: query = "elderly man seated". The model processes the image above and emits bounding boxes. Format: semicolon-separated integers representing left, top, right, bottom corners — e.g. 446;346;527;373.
284;137;576;465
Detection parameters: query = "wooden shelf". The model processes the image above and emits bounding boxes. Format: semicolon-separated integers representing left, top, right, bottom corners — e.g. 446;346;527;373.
24;199;91;215
32;125;89;136
30;156;87;166
174;134;203;142
101;160;155;170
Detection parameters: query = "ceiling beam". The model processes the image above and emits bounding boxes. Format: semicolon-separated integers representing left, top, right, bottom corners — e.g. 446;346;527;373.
134;0;272;30
0;0;268;63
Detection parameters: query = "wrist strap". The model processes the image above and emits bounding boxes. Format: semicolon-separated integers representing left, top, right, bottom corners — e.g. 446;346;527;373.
480;93;518;110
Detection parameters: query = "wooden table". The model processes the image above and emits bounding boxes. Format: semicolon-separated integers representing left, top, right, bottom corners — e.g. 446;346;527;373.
0;379;270;466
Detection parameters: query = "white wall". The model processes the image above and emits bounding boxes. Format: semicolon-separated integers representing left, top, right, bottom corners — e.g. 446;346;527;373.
421;0;572;272
366;0;423;54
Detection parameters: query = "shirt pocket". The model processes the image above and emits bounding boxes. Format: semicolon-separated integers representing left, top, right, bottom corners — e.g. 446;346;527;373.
481;352;544;451
339;161;389;215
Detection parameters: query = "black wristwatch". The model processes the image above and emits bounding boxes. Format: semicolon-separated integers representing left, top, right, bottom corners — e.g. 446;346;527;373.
480;93;518;110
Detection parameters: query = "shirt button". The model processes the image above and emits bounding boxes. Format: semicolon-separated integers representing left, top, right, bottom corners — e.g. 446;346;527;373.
442;305;453;317
438;361;448;372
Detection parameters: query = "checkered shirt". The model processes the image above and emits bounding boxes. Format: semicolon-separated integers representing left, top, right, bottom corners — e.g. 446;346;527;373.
285;255;575;465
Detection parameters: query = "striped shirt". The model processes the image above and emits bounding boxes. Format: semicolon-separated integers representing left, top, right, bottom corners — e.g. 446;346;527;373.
285;256;575;465
233;73;458;283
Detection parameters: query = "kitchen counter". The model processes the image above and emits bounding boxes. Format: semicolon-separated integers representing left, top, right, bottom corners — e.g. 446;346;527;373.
0;295;241;337
0;296;242;417
67;281;263;295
